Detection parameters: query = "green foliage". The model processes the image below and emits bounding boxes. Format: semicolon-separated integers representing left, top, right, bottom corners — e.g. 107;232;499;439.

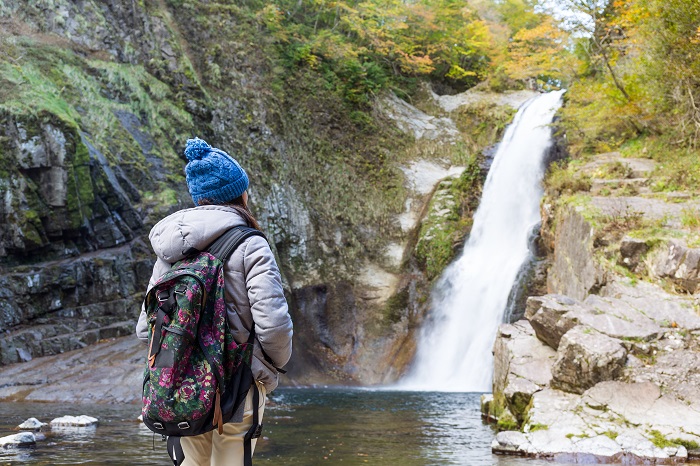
260;0;495;106
545;161;592;197
454;102;517;151
681;208;700;230
556;0;700;184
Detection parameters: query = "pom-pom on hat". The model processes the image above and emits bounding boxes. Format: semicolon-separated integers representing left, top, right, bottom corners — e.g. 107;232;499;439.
184;137;249;206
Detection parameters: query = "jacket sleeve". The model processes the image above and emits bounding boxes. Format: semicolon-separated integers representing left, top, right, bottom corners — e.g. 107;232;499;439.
135;257;171;342
242;235;293;368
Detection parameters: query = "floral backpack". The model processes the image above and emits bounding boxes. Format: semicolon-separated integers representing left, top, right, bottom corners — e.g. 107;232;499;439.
142;226;265;466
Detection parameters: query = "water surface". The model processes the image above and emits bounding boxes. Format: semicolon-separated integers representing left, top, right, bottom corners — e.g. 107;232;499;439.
0;389;569;465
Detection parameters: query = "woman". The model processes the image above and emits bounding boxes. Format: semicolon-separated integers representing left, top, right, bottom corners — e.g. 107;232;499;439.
136;137;293;466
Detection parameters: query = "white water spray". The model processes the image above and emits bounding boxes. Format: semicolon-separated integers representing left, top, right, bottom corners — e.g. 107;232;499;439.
401;91;565;392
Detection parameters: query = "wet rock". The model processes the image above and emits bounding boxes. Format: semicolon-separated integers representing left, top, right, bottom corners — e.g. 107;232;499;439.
551;326;628;394
50;415;99;427
492;321;556;422
503;375;541;423
492;431;530;454
572;435;624;459
17;418;47;431
0;432;36;448
480;394;495;422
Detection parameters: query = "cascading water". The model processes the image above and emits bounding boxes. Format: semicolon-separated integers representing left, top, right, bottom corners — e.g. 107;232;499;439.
401;90;565;392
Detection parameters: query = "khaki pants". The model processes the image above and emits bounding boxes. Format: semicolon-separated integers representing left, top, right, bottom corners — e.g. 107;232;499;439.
180;382;267;466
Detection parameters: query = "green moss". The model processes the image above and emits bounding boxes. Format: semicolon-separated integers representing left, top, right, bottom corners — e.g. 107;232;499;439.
648;430;678;449
453;101;517;151
673;438;700;450
496;412;519;431
602;430;619;440
65;137;95;228
529;423;549;432
415;155;484;280
382;288;409;324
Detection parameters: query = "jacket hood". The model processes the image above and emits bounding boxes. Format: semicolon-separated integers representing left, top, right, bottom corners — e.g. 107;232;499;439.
149;205;247;263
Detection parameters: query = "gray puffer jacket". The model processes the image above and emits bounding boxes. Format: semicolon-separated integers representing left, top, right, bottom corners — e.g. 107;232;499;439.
135;205;293;392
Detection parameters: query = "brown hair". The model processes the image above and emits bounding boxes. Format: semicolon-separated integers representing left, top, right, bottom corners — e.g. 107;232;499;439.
198;195;261;230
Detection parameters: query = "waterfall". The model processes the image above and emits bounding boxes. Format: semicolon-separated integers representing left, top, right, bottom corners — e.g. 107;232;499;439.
401;90;565;392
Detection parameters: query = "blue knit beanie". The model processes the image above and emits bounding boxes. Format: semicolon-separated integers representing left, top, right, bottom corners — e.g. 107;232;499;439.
184;137;249;206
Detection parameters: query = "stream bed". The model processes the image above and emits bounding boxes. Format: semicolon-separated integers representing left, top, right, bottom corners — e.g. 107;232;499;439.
0;388;571;465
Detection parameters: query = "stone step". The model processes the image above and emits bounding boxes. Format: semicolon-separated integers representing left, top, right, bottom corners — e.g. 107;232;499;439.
581;152;656;178
590;178;649;195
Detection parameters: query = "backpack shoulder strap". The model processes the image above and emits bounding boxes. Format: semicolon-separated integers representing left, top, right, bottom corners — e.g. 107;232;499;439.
207;225;267;263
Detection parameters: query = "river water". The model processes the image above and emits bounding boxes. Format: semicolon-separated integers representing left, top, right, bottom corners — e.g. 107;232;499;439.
0;388;568;465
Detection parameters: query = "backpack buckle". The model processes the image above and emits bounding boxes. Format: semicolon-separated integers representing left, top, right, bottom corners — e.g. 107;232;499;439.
178;422;190;430
157;291;169;302
252;423;263;439
153;422;164;430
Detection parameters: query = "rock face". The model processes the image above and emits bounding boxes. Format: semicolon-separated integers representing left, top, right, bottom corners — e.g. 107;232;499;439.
491;146;700;464
0;244;152;365
547;206;605;300
0;0;514;389
491;279;700;463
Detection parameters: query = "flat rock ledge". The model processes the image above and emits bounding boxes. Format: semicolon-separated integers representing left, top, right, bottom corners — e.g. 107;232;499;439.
488;279;700;464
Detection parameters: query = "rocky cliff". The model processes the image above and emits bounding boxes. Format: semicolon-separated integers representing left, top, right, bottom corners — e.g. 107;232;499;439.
0;1;525;390
489;154;700;463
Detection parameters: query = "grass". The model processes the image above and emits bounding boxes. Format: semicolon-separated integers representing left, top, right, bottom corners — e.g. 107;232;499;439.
681;208;700;229
546;160;592;197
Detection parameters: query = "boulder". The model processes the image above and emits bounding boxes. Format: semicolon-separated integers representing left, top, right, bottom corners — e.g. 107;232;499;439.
525;294;582;349
551;326;628;394
649;240;700;293
619;237;649;271
492;430;530;454
17;417;47;431
0;432;36;448
503;374;541;423
50;415;99;427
